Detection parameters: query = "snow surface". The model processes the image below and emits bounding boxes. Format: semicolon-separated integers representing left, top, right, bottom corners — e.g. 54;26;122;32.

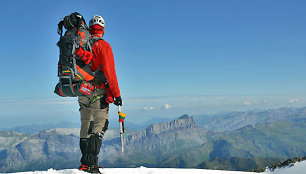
4;167;256;174
5;161;306;174
262;160;306;174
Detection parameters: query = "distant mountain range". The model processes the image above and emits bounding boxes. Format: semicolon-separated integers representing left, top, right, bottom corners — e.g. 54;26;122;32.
6;107;306;134
194;107;306;131
0;107;305;172
5;121;81;134
4;120;145;134
100;115;306;170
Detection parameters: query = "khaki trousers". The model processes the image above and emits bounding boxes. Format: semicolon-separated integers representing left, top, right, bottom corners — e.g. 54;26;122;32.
78;89;109;139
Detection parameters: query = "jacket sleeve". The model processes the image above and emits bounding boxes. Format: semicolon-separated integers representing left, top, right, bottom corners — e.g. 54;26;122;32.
99;42;121;97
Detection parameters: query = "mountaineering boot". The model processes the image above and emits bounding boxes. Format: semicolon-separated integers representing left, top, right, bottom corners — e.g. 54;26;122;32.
79;164;89;171
79;164;102;174
79;133;103;173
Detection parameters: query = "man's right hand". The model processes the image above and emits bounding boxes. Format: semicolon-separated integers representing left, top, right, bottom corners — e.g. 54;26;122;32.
114;96;122;106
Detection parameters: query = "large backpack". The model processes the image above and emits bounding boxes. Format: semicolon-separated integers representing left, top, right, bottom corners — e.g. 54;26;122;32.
54;12;99;97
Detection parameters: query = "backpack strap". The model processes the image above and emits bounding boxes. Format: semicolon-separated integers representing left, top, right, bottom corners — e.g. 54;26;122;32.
91;36;103;46
90;37;107;86
93;36;103;44
94;65;103;75
88;36;103;54
90;36;103;74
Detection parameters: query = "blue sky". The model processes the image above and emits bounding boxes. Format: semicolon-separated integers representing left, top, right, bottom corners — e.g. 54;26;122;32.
0;0;306;128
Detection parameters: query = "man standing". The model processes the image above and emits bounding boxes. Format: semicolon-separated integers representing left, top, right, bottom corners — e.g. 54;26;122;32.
78;15;122;173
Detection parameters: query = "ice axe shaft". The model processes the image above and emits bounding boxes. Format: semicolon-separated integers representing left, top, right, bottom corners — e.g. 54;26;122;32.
119;122;124;155
118;106;126;155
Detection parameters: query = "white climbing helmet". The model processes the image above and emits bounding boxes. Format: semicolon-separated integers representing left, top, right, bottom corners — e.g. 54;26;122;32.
89;15;105;28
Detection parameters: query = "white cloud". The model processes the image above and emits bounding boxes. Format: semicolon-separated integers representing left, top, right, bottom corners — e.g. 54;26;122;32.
288;98;300;103
0;97;77;106
144;106;154;110
52;101;76;105
243;101;252;106
164;103;171;109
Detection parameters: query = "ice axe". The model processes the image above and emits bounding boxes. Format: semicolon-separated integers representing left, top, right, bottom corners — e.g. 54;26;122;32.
118;105;126;155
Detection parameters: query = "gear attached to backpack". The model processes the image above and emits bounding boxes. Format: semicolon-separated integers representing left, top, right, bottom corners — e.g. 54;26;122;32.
54;12;105;97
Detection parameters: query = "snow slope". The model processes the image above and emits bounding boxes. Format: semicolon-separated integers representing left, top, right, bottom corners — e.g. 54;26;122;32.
262;160;306;174
5;161;306;174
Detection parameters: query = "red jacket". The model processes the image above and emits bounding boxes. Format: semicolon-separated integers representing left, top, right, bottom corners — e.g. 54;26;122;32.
90;36;121;98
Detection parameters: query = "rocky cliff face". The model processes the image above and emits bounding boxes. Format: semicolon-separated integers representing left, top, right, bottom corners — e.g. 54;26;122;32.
101;115;206;167
146;115;197;135
125;115;198;142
